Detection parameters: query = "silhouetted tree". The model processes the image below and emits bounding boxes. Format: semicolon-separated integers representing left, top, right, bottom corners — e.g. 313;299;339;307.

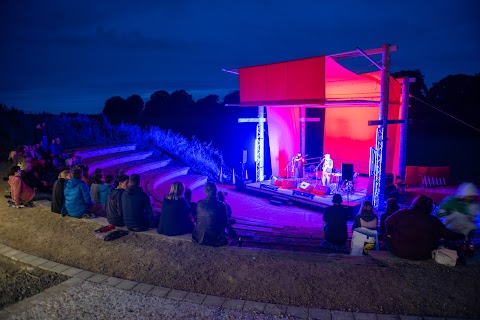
142;90;170;124
223;90;240;105
102;96;126;125
125;94;144;123
196;94;221;114
427;74;480;133
169;89;195;115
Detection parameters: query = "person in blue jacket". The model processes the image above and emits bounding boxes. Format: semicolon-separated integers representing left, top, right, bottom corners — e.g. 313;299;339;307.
64;167;101;218
122;174;153;232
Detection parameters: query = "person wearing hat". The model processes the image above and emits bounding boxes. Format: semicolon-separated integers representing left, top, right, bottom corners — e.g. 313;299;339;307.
322;193;349;249
436;182;479;254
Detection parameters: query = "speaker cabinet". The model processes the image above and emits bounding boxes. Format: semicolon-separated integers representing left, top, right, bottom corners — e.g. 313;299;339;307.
342;163;354;181
272;176;283;187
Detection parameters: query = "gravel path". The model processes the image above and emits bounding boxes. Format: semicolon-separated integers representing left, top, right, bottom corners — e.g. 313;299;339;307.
8;281;296;320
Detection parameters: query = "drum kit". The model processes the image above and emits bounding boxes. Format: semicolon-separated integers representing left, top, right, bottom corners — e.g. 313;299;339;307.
319;172;355;195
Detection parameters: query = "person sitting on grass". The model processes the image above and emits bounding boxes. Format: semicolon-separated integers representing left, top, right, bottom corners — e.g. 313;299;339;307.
184;188;197;222
386;194;465;260
64;167;102;218
321;194;349;251
122;174;153;232
106;174;129;227
7;166;35;208
91;173;114;209
51;170;71;214
379;198;400;242
157;181;194;236
218;191;237;239
352;200;378;232
192;182;228;247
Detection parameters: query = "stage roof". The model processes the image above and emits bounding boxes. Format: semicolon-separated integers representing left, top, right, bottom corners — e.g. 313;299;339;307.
234;52;400;108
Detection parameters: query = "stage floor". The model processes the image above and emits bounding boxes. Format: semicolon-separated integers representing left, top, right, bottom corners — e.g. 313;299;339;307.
244;176;369;211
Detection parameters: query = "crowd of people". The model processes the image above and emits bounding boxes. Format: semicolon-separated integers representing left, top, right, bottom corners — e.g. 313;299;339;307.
4;122;478;255
322;183;478;262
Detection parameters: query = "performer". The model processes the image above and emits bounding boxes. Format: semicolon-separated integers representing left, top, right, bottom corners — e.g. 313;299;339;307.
293;152;306;179
321;154;333;186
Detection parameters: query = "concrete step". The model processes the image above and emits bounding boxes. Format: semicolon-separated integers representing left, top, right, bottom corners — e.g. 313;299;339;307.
83;151;153;173
139;166;190;202
121;159;171;175
67;144;137;160
154;174;208;200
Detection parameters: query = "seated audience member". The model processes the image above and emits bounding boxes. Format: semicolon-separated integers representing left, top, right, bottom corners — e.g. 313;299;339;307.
157;182;194;236
122;174;153;232
352;200;378;232
20;160;52;200
87;168;103;188
379;198;400;241
90;173;103;204
192;182;228;247
7;166;35;208
217;191;237;238
76;164;90;185
184;188;197;221
436;183;478;255
51;170;71;214
64;167;102;218
386;194;465;260
322;194;349;247
106;174;129;227
99;175;114;207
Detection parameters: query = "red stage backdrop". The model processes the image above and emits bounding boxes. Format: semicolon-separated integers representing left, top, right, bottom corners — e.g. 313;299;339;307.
238;55;401;178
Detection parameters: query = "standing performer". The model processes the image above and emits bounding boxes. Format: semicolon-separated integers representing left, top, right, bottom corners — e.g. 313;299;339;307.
293;153;306;179
322;154;334;186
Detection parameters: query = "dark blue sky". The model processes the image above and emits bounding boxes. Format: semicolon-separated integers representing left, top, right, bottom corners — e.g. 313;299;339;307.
1;0;479;114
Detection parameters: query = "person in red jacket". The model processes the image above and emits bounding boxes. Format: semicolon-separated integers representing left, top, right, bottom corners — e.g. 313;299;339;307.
385;194;465;260
7;166;35;208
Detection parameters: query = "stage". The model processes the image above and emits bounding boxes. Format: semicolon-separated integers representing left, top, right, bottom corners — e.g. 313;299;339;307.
242;175;371;215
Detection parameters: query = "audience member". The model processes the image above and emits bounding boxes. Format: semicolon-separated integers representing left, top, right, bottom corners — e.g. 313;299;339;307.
352;200;378;232
64;167;102;218
99;175;114;208
386;194;465;260
7;166;34;208
192;182;228;247
379;198;400;241
436;183;478;255
90;173;103;205
51;170;71;214
218;191;237;238
184;188;197;221
322;194;349;247
122;174;153;232
106;174;129;227
157;182;194;236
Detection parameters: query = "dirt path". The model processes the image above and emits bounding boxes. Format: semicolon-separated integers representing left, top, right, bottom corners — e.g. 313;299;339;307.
0;165;479;318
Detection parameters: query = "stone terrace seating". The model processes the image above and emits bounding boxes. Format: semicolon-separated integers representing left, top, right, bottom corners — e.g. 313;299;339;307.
67;144;137;160
83;150;153;173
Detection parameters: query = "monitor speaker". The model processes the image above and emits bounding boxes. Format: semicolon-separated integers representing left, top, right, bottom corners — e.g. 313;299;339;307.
342;163;354;181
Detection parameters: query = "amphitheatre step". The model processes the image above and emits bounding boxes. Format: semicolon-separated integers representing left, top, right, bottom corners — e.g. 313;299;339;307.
138;166;190;202
83;151;153;173
117;159;171;175
154;174;208;200
67;144;137;160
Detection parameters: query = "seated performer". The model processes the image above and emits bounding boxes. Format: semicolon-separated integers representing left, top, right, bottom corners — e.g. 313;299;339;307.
321;154;333;186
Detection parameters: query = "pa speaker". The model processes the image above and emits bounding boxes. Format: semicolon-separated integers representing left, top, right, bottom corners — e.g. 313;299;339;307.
272;176;283;187
342;163;354;181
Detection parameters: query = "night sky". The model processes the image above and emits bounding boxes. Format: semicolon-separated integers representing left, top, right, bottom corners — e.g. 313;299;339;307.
1;1;479;114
